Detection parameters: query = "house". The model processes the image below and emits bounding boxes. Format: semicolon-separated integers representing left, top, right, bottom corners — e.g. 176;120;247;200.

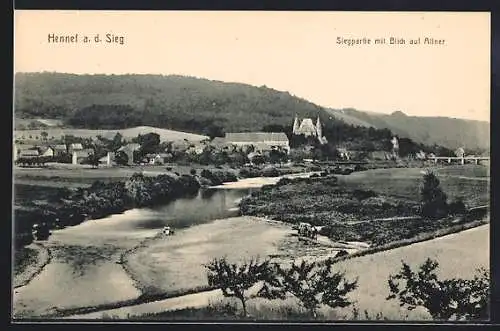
144;153;172;165
98;152;115;166
19;149;40;158
171;140;193;153
337;148;351;160
13;144;18;161
53;144;68;156
415;150;427;160
69;143;84;153
72;148;94;165
224;132;290;153
186;142;206;155
117;143;141;165
38;146;54;157
369;151;392;161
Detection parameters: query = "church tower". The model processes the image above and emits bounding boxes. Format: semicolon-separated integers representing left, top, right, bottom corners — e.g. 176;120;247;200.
293;115;300;135
316;116;322;138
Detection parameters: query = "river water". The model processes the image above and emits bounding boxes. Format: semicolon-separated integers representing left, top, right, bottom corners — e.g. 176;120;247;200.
13;173;316;318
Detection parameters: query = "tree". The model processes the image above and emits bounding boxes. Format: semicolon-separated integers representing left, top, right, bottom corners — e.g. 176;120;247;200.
205;257;275;317
420;171;448;219
86;153;100;169
259;259;358;318
111;132;124;151
137;133;161;154
115;151;129;166
40;131;48;141
204;124;225;140
387;258;489;320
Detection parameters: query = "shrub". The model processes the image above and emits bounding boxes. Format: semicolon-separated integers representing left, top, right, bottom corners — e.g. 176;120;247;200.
205;257;276;317
387;258;489;320
190;168;197;176
420;171;448;219
448;197;467;216
259;259;358;318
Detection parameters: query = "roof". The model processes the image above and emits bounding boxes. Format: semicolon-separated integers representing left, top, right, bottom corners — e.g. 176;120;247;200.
53;144;67;150
225;132;289;143
20;150;40;156
16;144;36;151
73;149;94;157
70;143;84;150
38;146;54;153
118;143;141;152
297;119;317;134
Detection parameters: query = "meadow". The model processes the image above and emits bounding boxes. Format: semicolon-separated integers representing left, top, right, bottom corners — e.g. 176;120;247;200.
133;224;489;321
337;165;489;208
14;125;208;143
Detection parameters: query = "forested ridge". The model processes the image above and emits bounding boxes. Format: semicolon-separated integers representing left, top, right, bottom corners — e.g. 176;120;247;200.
15;72;463;154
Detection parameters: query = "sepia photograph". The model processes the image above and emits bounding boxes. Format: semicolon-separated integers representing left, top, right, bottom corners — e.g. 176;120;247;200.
12;10;490;322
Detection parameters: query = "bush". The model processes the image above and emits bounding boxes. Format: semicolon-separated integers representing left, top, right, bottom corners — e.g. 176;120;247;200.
205;257;276;317
190;168;197;176
420;171;448;219
448;197;466;216
259;259;358;318
387;258;489;320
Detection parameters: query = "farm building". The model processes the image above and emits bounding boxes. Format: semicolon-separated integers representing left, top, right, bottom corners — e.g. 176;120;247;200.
223;132;290;153
69;143;84;153
53;144;68;156
38;146;54;157
143;153;173;165
117;143;141;166
72;148;94;165
19;149;40;158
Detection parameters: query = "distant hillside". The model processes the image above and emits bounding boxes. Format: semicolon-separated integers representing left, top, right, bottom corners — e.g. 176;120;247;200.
14;72;488;152
13;126;208;142
14;72;326;134
326;109;490;152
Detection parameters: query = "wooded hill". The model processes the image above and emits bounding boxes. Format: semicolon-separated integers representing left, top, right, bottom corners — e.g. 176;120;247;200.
15;72;465;155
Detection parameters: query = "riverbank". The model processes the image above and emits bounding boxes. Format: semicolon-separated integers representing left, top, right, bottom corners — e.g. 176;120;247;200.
13;243;51;289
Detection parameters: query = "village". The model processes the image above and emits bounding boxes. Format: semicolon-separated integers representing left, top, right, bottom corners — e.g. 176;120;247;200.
13;115;488;171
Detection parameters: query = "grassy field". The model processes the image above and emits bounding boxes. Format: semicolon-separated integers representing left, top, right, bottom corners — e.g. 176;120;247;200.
337;165;489;208
14;125;208;142
134;224;489;321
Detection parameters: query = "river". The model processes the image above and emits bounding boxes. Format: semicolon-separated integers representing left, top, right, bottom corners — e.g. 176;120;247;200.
13;173;317;318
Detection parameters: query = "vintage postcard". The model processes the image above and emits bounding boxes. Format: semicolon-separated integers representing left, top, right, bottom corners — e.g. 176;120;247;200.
12;10;490;322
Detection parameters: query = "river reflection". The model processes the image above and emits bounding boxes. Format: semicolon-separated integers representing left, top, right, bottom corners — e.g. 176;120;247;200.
133;188;256;230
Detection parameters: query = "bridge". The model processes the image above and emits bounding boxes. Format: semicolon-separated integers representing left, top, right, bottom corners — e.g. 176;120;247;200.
429;156;490;165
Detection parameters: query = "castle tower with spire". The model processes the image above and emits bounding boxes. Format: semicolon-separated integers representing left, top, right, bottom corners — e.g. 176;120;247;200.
292;115;327;144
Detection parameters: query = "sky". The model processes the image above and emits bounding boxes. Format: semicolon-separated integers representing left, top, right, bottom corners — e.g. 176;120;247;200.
14;11;490;122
